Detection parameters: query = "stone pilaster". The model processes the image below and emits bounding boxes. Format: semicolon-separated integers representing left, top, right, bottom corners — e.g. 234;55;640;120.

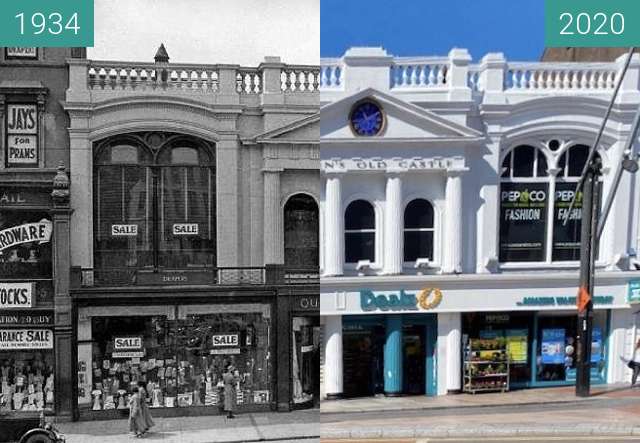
263;169;283;265
445;313;462;393
324;174;343;276
443;169;466;273
323;315;344;399
216;136;241;266
383;173;403;274
383;315;403;395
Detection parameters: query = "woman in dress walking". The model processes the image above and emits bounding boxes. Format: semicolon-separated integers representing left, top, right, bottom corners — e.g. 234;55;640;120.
129;384;155;437
223;364;240;419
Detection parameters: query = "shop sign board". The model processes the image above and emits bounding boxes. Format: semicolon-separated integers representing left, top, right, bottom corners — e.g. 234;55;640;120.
541;328;565;364
111;224;138;236
298;296;319;310
516;295;614;307
0;313;52;325
0;328;53;349
0;220;52;251
6;104;38;165
112;351;145;359
210;348;240;355
212;334;239;347
172;223;198;235
360;288;443;312
5;48;37;58
0;282;34;308
136;269;211;285
0;188;51;207
628;280;640;303
114;336;143;350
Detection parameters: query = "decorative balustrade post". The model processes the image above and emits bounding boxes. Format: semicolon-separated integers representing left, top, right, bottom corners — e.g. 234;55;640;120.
260;56;285;105
66;59;91;102
617;53;640;104
448;48;472;101
217;65;241;105
479;52;507;104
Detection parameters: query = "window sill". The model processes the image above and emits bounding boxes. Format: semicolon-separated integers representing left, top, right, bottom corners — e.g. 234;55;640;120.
499;261;607;271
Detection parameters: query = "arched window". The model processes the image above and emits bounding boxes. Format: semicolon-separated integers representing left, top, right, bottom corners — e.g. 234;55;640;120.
499;141;599;263
344;200;375;263
284;194;319;269
94;133;215;278
403;199;434;262
499;145;549;262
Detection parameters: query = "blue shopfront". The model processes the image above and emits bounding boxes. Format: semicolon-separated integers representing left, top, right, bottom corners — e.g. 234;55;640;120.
342;313;437;397
462;309;610;389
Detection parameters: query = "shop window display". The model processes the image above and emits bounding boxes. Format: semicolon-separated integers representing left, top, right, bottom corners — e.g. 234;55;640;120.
291;317;320;407
0;211;52;279
536;312;607;383
0;351;54;413
86;313;271;412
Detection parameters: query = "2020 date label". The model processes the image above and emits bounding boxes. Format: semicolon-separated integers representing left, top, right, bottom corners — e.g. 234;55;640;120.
0;0;93;47
546;0;640;47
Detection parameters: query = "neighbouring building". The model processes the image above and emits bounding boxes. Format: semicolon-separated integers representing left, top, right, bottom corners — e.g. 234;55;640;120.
63;46;320;420
320;47;640;399
0;47;85;420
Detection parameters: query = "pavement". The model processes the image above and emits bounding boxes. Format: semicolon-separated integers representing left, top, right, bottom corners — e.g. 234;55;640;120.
320;384;640;440
57;409;319;443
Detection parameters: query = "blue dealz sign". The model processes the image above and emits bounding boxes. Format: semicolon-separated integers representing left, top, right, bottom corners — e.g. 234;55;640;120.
360;288;443;312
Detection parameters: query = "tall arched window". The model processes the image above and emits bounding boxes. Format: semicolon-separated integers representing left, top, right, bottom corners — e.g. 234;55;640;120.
499;141;599;263
94;133;215;276
404;199;434;262
344;200;375;263
499;145;549;262
284;194;319;269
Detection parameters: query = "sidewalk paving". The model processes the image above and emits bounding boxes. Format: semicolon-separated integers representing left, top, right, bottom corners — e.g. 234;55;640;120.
57;409;319;443
320;383;634;414
320;384;640;440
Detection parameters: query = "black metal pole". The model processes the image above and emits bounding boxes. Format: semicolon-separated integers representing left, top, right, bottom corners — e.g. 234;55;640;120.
575;159;601;397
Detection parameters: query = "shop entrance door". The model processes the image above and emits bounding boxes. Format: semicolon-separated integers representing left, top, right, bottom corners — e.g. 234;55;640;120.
403;325;426;395
342;325;384;398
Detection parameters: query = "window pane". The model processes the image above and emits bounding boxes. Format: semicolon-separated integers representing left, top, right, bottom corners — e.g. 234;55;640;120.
567;145;589;177
536;151;548;177
499;182;548;262
94;166;152;275
501;153;511;178
404;231;433;262
159;167;214;268
512;146;535;178
345;232;375;263
171;147;199;165
404;199;433;229
345;200;375;230
284;195;319;268
111;145;138;164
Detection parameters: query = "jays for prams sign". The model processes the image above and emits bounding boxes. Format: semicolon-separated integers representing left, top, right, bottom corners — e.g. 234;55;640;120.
6;104;38;165
360;288;443;312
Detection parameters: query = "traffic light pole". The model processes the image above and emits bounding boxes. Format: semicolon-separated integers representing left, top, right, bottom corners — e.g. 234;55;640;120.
575;159;601;397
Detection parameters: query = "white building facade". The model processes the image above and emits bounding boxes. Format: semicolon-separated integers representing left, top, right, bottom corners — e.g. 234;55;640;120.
320;47;640;399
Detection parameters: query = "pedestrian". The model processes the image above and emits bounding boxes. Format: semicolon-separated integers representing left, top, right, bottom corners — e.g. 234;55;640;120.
621;338;640;386
223;364;240;419
129;384;155;438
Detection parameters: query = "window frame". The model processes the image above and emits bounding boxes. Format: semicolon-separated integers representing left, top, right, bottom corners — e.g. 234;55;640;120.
499;142;603;267
403;198;436;265
344;199;377;265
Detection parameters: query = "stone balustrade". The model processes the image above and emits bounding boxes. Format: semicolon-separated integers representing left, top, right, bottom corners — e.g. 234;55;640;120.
391;57;450;88
321;49;632;99
84;60;320;95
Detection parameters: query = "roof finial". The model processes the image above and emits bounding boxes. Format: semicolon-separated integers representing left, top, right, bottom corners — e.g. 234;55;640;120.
154;43;169;63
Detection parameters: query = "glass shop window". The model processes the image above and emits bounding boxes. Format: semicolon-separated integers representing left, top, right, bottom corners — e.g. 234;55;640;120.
292;316;320;407
87;312;272;412
0;349;55;414
344;200;375;263
0;211;52;279
284;194;319;269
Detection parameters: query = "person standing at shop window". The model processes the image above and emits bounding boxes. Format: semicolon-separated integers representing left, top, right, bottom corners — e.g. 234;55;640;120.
223;365;240;419
621;339;640;387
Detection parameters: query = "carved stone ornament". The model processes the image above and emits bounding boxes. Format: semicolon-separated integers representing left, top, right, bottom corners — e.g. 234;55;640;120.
51;162;70;204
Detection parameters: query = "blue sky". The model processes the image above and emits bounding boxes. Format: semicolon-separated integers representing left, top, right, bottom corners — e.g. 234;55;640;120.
321;0;544;61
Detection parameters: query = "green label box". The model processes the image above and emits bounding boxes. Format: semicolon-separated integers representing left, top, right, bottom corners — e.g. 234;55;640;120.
0;0;93;47
545;0;640;47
